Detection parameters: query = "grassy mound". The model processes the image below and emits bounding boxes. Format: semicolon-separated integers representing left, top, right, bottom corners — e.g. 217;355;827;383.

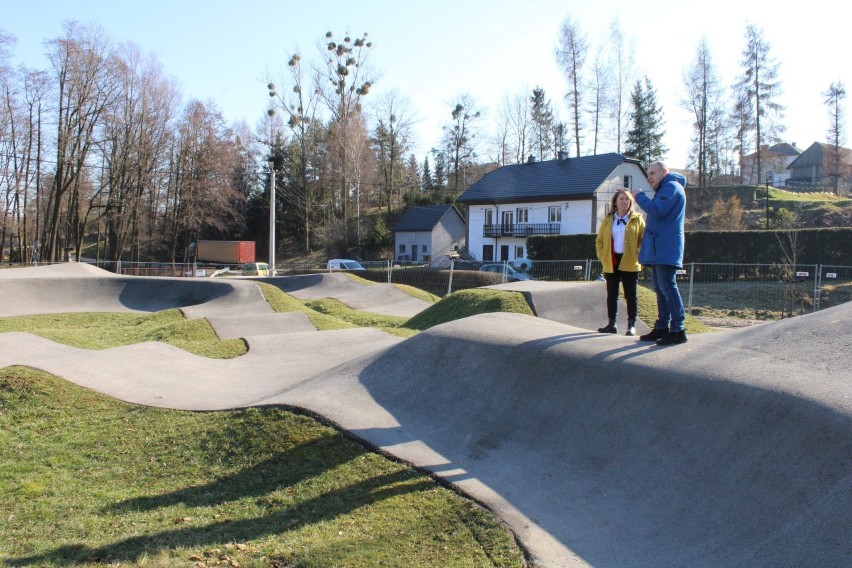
0;366;525;567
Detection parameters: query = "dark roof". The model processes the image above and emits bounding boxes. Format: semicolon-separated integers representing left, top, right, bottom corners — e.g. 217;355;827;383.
456;153;637;205
787;142;852;169
744;142;803;159
392;204;462;232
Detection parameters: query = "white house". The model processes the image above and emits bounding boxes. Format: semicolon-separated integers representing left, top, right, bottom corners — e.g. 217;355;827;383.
455;152;652;263
740;142;802;187
391;204;467;262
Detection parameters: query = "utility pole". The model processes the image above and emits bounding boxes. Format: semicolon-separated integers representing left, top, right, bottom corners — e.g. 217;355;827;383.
269;161;276;274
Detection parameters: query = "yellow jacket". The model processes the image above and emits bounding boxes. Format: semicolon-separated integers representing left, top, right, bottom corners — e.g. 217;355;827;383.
596;210;645;273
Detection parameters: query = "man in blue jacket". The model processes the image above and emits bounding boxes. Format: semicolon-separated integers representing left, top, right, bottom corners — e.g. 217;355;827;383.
631;161;688;345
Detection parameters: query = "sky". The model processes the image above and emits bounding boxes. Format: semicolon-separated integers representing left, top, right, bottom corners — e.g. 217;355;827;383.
2;0;848;170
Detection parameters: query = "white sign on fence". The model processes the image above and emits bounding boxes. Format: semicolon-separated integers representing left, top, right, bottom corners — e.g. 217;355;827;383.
676;269;687;275
573;265;583;270
796;271;810;277
826;273;838;278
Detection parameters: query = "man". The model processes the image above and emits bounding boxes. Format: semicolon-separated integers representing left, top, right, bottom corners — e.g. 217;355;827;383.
631;161;688;345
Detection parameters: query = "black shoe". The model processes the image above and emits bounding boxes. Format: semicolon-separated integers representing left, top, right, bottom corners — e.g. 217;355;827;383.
597;322;617;333
639;328;667;341
656;330;688;346
625;319;636;336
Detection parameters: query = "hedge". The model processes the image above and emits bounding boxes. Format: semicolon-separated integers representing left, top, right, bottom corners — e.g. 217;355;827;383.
527;227;852;265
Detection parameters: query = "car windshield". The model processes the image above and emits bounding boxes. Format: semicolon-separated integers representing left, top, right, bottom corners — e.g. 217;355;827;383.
343;261;363;269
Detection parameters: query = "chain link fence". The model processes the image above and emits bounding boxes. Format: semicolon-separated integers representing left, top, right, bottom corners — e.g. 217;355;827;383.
55;257;852;323
268;259;851;322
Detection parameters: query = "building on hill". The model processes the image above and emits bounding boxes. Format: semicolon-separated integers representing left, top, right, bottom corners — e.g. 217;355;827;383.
455;152;652;263
740;142;802;187
786;142;852;194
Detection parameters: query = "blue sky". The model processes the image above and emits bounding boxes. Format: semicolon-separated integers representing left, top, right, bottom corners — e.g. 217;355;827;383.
2;0;848;169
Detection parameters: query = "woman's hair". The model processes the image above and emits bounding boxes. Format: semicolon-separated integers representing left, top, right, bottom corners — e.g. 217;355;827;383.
610;188;636;212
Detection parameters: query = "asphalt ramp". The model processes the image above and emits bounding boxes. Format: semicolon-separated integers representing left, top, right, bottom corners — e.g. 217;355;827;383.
1;264;850;567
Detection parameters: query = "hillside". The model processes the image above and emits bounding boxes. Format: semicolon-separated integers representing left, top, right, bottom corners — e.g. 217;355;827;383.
685;186;852;230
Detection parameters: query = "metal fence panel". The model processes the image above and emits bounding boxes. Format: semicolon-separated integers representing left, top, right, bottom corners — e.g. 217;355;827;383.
44;258;851;322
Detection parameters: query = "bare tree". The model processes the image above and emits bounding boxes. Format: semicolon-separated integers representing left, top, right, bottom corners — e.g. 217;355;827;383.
443;94;482;193
823;81;847;195
603;19;635;154
494;88;530;166
372;89;414;217
97;43;178;263
315;31;377;248
165;100;242;262
45;21;119;262
586;47;608;155
267;50;324;253
555;16;589;157
682;36;728;188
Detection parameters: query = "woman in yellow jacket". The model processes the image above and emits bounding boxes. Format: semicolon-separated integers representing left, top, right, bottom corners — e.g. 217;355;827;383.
595;188;646;336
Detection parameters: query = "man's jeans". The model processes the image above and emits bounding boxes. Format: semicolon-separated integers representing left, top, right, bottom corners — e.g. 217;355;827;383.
648;265;685;332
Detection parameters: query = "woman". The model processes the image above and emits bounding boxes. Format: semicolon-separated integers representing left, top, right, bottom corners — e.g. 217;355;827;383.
595;188;646;336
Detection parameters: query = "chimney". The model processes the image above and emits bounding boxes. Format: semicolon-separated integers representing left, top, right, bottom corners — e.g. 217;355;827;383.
557;150;568;162
527;155;536;164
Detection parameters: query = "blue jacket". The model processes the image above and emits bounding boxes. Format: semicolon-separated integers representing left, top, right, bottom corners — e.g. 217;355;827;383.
634;172;686;267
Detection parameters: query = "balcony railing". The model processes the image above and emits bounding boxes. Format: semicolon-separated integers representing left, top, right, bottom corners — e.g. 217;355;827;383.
482;223;561;238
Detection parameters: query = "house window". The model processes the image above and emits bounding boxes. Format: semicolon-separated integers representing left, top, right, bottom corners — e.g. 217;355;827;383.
516;207;529;223
515;246;524;258
500;245;509;261
623;175;632;189
399;244;406;254
502;211;514;225
549;206;562;223
484;209;494;225
421;245;427;253
482;244;494;261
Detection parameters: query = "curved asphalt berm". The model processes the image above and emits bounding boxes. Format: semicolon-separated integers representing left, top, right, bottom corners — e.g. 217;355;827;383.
1;263;849;567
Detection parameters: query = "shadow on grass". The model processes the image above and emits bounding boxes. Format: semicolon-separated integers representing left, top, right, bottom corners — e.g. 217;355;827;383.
6;436;432;566
5;446;433;566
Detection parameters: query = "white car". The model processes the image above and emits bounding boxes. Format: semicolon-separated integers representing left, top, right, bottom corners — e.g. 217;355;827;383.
478;263;532;282
327;259;365;271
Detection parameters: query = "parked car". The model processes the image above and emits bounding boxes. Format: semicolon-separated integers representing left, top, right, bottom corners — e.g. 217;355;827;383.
327;259;365;271
478;263;533;282
242;262;270;276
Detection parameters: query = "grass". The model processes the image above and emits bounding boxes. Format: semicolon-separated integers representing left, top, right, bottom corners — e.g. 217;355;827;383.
0;366;525;567
636;285;712;334
405;289;535;331
0;309;247;358
768;187;852;203
0;278;712;566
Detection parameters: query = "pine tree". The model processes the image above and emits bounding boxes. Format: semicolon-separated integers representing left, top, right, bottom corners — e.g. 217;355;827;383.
422;156;434;191
624;76;667;165
530;87;554;160
735;23;784;216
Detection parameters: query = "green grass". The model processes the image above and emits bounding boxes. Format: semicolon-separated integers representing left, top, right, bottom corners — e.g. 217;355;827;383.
636;285;712;334
406;289;535;331
0;309;247;358
256;282;359;331
0;366;525;567
768;187;852;203
303;298;417;338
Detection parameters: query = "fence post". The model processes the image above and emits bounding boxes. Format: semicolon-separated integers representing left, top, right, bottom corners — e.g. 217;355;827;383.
448;260;455;296
814;264;821;312
387;259;392;284
687;262;695;315
584;259;590;281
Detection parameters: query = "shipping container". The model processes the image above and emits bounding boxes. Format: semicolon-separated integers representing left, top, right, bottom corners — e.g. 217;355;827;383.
196;240;256;264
